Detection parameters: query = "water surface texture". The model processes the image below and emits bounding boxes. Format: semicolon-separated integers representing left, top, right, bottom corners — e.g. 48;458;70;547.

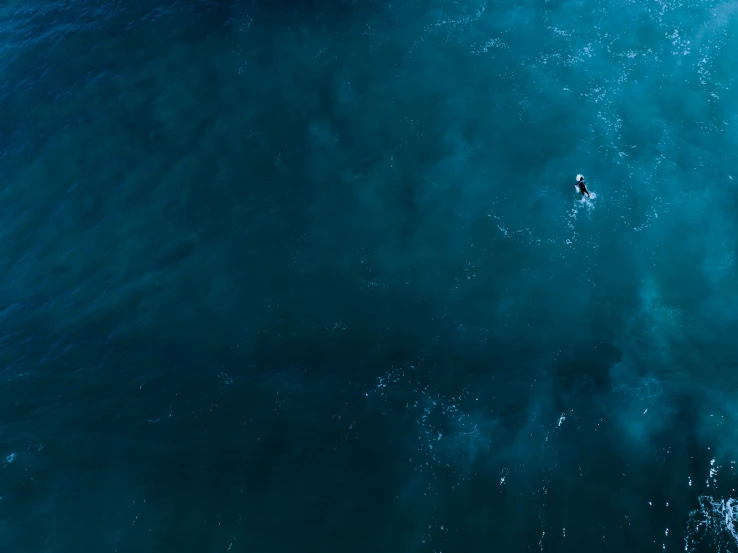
1;0;738;551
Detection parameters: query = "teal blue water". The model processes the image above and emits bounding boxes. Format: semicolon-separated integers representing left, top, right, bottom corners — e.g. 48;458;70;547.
1;0;738;551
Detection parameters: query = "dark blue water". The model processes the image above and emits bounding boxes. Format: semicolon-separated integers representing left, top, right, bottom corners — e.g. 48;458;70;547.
1;0;738;551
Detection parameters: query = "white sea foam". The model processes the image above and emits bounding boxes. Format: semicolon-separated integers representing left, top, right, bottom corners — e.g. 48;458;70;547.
685;496;738;552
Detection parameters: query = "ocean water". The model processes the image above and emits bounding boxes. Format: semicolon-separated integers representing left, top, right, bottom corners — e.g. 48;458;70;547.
1;0;738;551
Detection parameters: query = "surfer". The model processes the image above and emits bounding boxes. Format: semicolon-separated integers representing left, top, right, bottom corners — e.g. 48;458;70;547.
576;174;590;198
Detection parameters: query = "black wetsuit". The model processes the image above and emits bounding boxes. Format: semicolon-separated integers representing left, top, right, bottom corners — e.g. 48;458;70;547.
578;181;590;198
